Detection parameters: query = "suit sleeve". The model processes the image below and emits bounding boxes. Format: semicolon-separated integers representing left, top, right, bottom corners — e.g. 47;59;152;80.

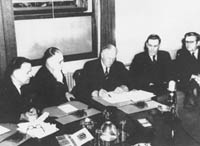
129;55;144;89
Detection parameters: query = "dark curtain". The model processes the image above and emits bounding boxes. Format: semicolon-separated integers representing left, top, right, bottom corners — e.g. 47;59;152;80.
100;0;115;49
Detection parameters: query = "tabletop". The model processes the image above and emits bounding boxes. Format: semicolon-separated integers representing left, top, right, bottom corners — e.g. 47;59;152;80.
1;92;199;146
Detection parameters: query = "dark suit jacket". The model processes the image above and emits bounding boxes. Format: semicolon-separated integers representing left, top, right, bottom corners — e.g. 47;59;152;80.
129;51;172;94
74;59;129;104
0;78;31;123
31;66;68;110
175;48;200;90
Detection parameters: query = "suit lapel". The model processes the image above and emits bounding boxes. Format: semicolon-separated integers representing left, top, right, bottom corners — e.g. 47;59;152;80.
145;52;153;64
197;48;200;61
97;60;106;79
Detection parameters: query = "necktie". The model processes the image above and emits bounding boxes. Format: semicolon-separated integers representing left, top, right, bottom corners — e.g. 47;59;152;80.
105;67;109;79
153;55;156;63
192;52;196;60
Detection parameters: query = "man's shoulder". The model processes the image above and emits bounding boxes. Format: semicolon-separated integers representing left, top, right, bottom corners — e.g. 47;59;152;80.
176;48;189;57
177;48;187;54
158;50;170;54
34;66;47;76
84;59;99;67
134;52;147;59
158;50;170;57
113;60;125;66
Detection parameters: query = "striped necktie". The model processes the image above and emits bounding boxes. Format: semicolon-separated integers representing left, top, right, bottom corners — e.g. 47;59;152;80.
105;67;109;79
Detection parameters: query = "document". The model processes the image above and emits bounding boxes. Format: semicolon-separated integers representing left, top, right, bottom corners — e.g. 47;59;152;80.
58;104;78;114
137;118;152;127
103;90;155;104
0;125;10;135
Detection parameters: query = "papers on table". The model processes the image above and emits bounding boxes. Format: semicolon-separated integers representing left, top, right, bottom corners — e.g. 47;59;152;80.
17;112;59;139
58;104;78;114
103;90;155;104
56;128;94;146
0;126;10;135
17;122;59;139
137;118;152;127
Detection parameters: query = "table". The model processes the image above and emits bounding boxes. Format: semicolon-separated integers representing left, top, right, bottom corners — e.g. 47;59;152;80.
1;93;199;146
0;124;30;146
92;91;200;146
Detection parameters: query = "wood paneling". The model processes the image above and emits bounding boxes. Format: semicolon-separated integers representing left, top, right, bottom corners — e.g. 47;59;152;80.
0;0;17;78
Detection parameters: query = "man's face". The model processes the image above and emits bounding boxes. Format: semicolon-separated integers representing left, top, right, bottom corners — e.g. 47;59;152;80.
185;35;198;52
101;48;117;68
13;62;32;85
146;39;160;56
46;52;64;71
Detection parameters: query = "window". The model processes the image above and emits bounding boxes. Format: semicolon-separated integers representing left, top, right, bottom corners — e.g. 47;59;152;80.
12;0;97;65
13;0;88;18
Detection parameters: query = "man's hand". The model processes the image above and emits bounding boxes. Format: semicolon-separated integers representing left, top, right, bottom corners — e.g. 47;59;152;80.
91;90;99;97
65;92;76;101
191;74;200;86
114;85;129;93
21;108;38;122
98;89;110;98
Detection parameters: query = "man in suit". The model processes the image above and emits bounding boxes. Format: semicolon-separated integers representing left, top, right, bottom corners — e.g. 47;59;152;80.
175;32;200;90
0;57;38;123
31;47;75;110
75;44;129;106
129;34;172;95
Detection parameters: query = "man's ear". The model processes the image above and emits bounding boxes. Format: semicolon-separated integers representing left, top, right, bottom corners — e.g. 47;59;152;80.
197;40;200;47
100;51;104;59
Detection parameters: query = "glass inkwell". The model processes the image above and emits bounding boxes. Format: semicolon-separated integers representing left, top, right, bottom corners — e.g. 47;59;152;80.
96;106;119;146
80;110;94;130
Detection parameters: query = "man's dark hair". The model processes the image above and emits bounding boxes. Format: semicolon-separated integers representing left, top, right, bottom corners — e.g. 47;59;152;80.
182;32;200;49
42;47;61;65
144;34;161;52
5;57;31;79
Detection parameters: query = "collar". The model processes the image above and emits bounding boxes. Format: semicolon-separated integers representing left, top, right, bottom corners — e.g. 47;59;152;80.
149;54;157;61
101;60;110;73
11;75;21;94
191;49;199;59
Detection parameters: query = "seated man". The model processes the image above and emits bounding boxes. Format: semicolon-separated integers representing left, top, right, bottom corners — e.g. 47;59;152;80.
74;44;129;106
175;32;200;91
31;47;75;110
0;57;38;123
129;34;172;94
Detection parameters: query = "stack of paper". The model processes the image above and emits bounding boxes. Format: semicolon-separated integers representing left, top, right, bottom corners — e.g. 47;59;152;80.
103;90;155;104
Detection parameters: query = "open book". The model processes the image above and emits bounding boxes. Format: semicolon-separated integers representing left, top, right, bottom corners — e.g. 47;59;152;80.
56;128;93;146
